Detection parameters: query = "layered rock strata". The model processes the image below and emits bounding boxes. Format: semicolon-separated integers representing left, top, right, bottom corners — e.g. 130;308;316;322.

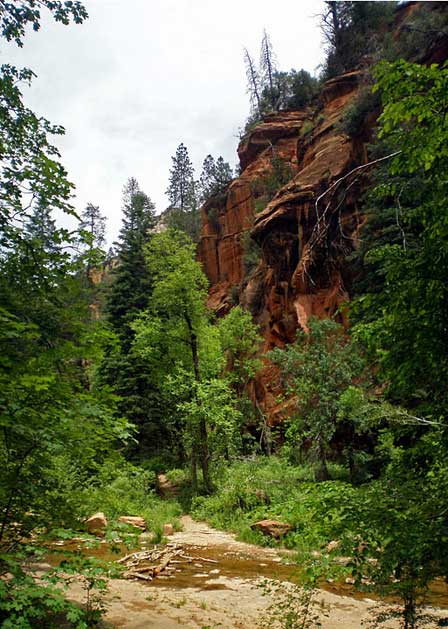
198;71;370;423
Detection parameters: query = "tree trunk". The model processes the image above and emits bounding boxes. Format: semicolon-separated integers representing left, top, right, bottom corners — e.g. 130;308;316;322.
185;313;212;494
190;448;198;493
403;591;417;629
315;435;330;482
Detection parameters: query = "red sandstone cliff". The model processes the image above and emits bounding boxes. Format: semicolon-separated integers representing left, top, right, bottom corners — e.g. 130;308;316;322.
198;71;369;422
198;70;366;346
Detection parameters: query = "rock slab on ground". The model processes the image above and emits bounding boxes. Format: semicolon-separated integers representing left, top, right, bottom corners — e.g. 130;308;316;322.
118;516;146;530
156;474;180;498
250;519;292;538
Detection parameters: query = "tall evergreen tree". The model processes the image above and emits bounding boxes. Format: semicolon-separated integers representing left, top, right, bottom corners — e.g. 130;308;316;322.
198;154;233;203
100;178;166;457
166;143;196;212
260;29;278;110
78;202;107;275
79;203;106;250
107;177;156;342
165;144;200;241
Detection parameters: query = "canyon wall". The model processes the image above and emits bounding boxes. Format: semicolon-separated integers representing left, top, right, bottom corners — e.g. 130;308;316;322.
198;71;369;421
199;70;367;339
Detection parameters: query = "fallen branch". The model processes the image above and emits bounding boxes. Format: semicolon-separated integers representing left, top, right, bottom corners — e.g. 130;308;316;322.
314;150;402;216
300;150;402;283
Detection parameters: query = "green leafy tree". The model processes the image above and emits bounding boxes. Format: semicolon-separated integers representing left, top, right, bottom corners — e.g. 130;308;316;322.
352;60;448;412
133;230;243;492
217;305;262;396
0;2;88;257
270;318;365;480
135;229;212;490
0;5;136;627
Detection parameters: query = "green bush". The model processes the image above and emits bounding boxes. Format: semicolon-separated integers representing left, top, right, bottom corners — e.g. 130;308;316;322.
340;88;380;137
241;231;262;277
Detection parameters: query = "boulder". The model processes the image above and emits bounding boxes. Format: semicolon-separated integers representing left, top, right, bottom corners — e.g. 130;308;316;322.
118;516;146;530
86;512;107;537
250;519;292;539
156;474;180;498
162;523;174;536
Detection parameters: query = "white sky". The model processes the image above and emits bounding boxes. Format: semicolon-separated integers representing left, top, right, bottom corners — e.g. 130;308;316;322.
6;0;325;244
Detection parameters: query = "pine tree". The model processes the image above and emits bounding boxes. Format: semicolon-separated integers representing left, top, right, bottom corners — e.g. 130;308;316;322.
165;144;200;240
107;177;156;341
244;47;262;118
198;154;233;203
259;29;278;111
166;144;197;212
78;202;107;275
100;178;167;457
79;203;106;251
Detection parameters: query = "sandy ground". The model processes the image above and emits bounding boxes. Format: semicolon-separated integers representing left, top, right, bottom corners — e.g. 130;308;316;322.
63;516;446;629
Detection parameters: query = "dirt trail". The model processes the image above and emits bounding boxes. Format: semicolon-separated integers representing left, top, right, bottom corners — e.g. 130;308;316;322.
67;516;444;628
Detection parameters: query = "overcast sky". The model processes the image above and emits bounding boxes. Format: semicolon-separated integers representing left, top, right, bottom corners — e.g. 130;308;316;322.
7;0;325;244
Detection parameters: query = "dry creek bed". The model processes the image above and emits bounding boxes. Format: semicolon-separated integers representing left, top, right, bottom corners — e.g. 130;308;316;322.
48;516;448;629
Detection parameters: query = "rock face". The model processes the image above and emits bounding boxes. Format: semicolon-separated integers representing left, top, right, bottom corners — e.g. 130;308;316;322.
251;519;292;539
86;512;108;536
197;2;448;424
198;71;368;421
199;71;364;335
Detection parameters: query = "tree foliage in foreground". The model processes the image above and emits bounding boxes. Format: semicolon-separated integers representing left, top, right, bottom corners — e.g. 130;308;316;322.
0;3;135;626
353;60;448;412
270;318;367;481
132;230;262;492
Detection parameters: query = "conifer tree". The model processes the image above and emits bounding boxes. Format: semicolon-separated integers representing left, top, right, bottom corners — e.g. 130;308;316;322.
198;154;233;203
107;177;156;342
244;47;262;118
100;178;166;457
260;29;278;110
165;144;200;240
79;203;106;251
166;144;197;212
78;202;107;275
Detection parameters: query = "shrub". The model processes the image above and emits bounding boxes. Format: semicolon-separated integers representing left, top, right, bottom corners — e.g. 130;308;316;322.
340;88;380;137
241;231;262;277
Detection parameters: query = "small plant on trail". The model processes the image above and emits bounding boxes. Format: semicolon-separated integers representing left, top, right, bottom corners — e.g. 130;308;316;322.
57;554;116;626
259;578;328;629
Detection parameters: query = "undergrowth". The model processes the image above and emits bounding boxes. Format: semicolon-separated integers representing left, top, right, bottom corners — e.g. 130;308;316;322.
80;461;183;539
191;457;355;553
